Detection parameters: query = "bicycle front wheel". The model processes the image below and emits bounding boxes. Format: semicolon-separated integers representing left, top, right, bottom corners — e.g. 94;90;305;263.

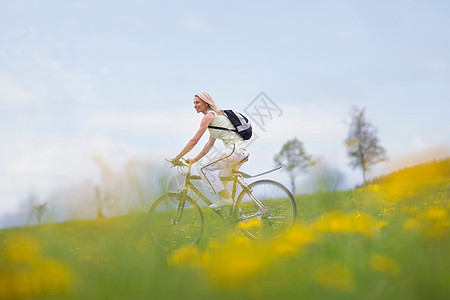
147;193;203;251
235;180;296;240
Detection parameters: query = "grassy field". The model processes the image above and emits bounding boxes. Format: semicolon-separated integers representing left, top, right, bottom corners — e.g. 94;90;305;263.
1;160;449;299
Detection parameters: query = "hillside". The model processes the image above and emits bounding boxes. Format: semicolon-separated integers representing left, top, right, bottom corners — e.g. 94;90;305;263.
369;157;450;185
1;160;449;300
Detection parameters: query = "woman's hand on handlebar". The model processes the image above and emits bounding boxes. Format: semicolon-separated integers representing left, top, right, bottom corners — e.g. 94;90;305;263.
185;158;197;165
167;158;191;167
167;158;183;166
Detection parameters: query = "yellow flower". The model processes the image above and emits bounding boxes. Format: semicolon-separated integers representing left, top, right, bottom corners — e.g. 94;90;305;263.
425;207;447;220
376;220;388;228
314;212;376;237
374;161;448;202
2;235;41;263
314;212;352;233
313;261;354;291
367;184;380;192
404;218;421;231
205;248;268;287
370;254;400;276
0;235;73;299
238;218;262;229
270;224;317;258
201;235;270;287
168;246;201;268
168;225;318;288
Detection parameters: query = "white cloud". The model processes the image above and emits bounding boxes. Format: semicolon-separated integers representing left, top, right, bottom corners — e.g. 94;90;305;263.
85;110;201;136
2;56;97;109
31;57;97;104
256;103;348;144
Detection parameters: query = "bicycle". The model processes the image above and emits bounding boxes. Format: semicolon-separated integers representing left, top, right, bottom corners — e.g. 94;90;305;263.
147;158;297;251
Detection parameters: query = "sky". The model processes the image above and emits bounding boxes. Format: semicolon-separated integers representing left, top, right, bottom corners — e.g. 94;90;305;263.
1;0;449;227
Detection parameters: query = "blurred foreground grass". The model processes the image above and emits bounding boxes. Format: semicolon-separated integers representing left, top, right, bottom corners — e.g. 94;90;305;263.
1;159;449;299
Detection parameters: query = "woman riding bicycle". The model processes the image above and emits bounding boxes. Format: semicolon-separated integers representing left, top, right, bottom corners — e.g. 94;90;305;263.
171;92;249;209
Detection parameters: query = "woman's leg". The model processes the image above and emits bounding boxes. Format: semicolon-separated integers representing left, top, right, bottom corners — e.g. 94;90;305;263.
198;147;247;195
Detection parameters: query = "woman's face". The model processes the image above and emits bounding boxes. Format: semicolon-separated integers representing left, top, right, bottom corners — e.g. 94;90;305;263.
194;96;209;114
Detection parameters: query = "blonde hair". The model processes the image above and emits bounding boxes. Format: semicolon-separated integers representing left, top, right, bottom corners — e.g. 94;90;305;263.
195;92;223;115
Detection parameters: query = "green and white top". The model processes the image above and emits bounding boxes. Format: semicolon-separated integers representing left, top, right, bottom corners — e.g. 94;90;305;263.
207;110;246;148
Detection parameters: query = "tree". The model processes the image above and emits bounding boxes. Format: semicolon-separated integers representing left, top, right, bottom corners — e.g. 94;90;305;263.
274;137;313;195
310;158;345;193
344;106;387;184
32;202;47;225
95;186;104;219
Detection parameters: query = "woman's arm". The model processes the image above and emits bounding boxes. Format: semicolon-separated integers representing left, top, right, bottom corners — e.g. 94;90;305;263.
172;113;215;161
187;136;216;164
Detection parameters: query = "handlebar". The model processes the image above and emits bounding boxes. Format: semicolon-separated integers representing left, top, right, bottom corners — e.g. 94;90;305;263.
165;158;190;168
165;158;192;176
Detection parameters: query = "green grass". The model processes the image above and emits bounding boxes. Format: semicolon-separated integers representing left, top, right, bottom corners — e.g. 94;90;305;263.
1;176;449;299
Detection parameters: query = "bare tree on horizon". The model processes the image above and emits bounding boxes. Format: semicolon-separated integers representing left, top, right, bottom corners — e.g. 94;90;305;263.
344;106;387;184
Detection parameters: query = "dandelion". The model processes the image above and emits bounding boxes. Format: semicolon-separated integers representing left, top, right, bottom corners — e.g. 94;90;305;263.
370;254;400;276
383;207;396;214
367;184;380;192
204;248;268;287
404;218;421;231
376;161;448;202
314;212;377;237
168;223;319;289
238;218;262;229
423;207;449;238
313;261;354;291
314;212;352;233
168;234;271;288
270;224;317;258
0;235;73;299
206;239;220;251
168;246;201;268
2;235;41;264
197;235;270;288
403;207;449;238
425;207;447;220
376;220;388;228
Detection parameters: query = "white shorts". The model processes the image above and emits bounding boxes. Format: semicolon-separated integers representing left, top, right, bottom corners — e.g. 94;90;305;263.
198;143;249;194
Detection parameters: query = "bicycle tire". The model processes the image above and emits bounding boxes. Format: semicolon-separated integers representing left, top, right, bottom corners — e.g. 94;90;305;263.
147;193;203;251
235;180;297;240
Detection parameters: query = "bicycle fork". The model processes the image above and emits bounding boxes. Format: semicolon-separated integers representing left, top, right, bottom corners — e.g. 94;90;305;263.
172;193;187;225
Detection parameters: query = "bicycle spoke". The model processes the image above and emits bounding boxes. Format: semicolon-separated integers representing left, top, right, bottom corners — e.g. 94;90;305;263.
147;193;203;251
235;180;296;240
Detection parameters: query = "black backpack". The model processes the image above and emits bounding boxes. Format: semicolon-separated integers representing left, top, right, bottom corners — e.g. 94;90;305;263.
208;110;252;140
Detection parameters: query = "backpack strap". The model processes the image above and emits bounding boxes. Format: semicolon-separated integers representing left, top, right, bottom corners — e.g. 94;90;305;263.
208;125;237;132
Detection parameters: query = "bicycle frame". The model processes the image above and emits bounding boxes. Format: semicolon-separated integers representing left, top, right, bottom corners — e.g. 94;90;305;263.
173;162;264;221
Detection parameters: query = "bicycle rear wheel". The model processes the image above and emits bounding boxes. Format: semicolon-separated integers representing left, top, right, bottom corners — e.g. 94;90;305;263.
148;193;203;251
235;180;296;240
